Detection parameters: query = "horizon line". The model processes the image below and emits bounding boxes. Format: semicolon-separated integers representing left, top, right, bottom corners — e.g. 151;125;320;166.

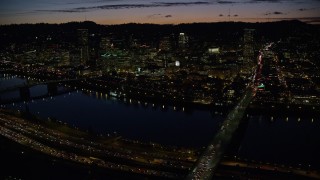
0;19;319;26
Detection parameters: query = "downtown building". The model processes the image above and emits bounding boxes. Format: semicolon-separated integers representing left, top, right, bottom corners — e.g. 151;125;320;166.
77;29;89;65
242;29;255;74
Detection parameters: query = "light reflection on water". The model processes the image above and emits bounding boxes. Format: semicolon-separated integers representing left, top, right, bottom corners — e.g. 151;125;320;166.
1;75;224;148
1;74;320;168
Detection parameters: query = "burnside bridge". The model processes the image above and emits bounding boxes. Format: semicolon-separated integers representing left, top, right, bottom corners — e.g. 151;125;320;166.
186;47;266;179
186;87;256;180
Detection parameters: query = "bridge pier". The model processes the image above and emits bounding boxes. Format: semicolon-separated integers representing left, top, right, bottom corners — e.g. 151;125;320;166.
19;86;30;101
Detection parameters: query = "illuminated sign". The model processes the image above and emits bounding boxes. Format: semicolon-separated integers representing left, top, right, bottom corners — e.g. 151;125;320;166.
258;83;265;88
208;48;219;54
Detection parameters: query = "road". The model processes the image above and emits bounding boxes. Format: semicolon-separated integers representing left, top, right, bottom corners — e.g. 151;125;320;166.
0;110;197;179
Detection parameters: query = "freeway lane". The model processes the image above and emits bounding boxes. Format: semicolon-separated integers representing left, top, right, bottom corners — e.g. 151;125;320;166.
0;111;196;179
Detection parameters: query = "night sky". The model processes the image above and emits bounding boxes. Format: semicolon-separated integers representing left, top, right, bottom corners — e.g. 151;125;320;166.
1;0;320;25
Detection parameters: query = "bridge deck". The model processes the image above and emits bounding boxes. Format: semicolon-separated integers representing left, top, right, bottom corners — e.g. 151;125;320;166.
187;88;254;180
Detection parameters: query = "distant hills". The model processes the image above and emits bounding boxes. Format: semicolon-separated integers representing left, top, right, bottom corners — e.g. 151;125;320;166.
0;20;319;47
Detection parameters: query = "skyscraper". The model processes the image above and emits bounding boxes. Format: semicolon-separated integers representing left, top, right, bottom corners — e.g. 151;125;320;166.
241;29;256;74
159;36;172;52
243;29;255;62
178;33;188;50
77;29;89;65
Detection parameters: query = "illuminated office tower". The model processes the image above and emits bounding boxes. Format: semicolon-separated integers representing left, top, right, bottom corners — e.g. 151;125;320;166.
243;29;255;63
178;33;188;49
159;36;172;52
77;29;89;65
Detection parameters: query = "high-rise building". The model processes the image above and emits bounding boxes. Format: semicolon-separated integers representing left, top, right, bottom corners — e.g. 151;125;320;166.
77;29;89;65
243;29;255;62
60;51;70;66
100;37;112;52
159;36;171;52
178;33;188;49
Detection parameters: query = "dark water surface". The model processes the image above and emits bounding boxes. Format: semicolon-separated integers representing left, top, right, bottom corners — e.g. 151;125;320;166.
1;74;320;169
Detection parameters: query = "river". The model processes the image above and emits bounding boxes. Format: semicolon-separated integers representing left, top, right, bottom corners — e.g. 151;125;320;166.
1;73;319;169
0;74;224;148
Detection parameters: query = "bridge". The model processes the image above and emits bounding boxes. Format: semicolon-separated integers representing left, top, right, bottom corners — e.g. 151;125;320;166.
0;88;75;105
0;78;80;94
0;78;80;105
186;46;268;179
186;87;255;180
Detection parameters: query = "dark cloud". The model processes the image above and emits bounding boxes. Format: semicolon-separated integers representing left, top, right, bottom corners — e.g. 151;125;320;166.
217;1;237;4
147;13;161;18
234;14;238;16
234;0;304;5
36;9;86;13
219;14;224;16
264;11;284;15
250;0;282;3
273;11;283;14
33;0;299;15
73;1;210;11
298;7;319;11
154;2;210;6
31;1;211;15
147;14;172;19
75;4;150;10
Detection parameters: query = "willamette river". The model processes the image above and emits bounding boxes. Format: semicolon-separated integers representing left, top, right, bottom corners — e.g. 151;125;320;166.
0;74;225;148
1;73;320;168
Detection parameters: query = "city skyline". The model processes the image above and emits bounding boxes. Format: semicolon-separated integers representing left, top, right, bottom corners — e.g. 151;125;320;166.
1;0;320;25
1;14;320;179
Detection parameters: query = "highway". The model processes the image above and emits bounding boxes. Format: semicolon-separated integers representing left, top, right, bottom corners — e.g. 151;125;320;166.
0;111;197;179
